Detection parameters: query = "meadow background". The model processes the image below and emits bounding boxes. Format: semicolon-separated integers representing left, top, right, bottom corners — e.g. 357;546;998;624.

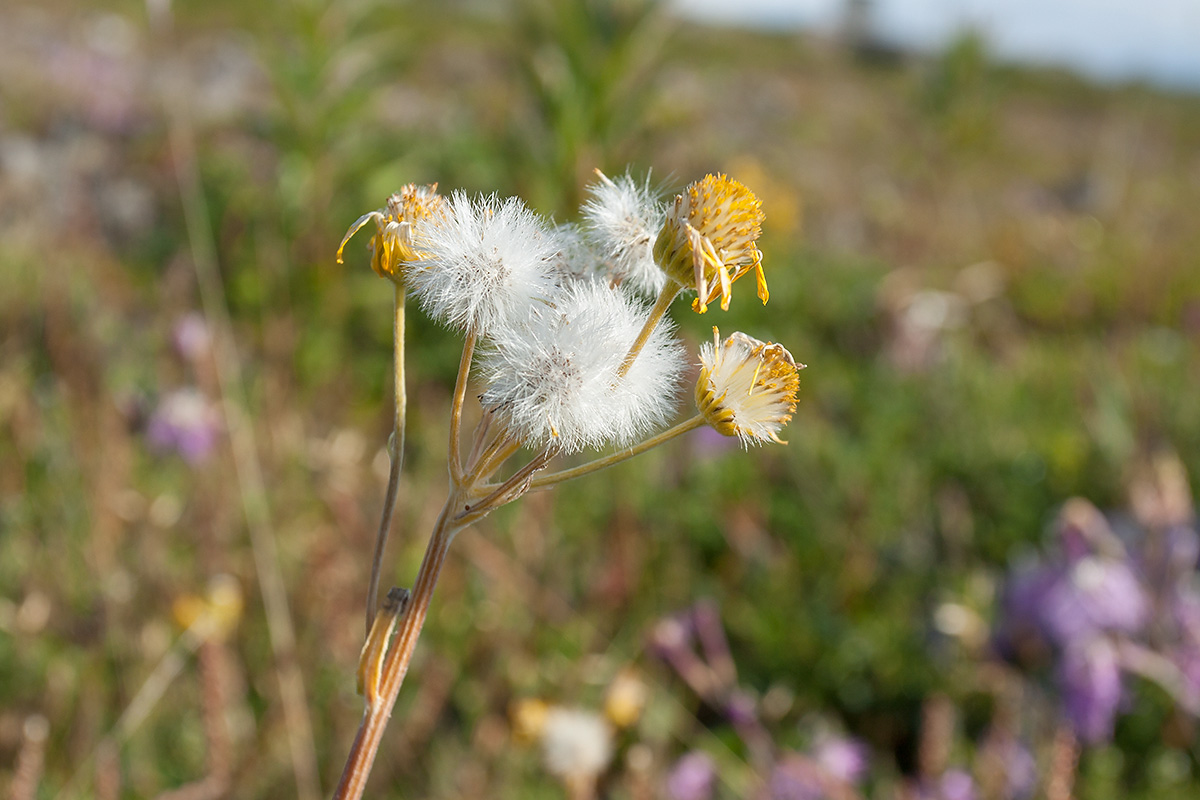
3;0;1200;798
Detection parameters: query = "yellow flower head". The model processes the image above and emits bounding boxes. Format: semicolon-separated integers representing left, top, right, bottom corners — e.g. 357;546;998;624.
653;174;767;313
336;183;445;280
696;327;802;445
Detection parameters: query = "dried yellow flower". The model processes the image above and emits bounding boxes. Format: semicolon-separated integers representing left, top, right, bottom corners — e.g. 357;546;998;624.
337;183;445;280
696;327;802;445
653;174;767;313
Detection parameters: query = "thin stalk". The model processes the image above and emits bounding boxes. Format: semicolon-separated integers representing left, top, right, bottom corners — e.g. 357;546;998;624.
448;330;477;482
527;415;705;489
473;437;523;484
366;284;407;635
616;284;679;378
455;448;555;528
333;503;462;800
463;410;495;475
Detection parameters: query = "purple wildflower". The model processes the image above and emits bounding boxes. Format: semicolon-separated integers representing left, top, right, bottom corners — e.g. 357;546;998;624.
725;689;759;728
173;312;212;362
812;735;869;785
666;751;717;800
146;388;222;464
1060;638;1123;743
938;769;977;800
769;754;824;800
999;741;1037;799
995;562;1059;662
1040;556;1149;645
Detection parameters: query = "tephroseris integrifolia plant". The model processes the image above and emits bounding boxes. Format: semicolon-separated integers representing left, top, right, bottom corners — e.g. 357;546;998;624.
332;170;804;799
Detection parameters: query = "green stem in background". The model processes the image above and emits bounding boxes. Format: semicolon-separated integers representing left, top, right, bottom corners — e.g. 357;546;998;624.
366;284;407;636
527;414;706;489
616;283;680;378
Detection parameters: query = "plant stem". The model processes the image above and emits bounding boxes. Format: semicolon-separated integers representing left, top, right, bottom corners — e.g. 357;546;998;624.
448;330;477;483
527;415;706;489
366;284;407;635
616;284;679;378
333;502;462;800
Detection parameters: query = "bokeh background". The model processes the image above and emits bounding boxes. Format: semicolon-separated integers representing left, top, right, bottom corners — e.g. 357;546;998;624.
3;0;1200;798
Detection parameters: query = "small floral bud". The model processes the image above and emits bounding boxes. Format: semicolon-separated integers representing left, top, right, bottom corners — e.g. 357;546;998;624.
336;183;445;280
696;327;802;446
653;174;767;313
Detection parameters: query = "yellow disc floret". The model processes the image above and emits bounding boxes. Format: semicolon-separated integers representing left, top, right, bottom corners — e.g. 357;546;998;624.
337;183;446;280
653;174;767;313
696;327;802;445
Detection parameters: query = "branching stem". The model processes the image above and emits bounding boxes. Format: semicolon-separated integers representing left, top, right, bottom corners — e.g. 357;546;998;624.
527;415;706;489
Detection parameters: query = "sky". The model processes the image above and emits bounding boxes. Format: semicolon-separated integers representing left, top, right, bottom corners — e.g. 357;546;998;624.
673;0;1200;91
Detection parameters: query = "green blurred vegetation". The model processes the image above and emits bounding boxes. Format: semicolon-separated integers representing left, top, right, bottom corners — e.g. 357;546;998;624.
2;0;1200;797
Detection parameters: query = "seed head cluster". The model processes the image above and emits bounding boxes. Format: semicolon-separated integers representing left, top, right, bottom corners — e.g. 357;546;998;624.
341;170;801;453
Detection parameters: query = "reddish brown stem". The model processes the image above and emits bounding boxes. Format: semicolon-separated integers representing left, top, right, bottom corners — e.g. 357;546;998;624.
333;504;461;800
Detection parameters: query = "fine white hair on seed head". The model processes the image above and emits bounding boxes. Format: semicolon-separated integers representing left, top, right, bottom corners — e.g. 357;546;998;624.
406;191;560;336
581;170;667;298
548;223;604;285
480;279;685;453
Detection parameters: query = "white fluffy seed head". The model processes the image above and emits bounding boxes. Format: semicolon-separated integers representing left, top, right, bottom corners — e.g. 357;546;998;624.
480;280;685;453
406;192;560;336
582;170;667;298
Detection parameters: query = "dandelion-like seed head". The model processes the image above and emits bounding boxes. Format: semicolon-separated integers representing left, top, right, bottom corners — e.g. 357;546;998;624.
336;183;446;280
654;173;767;313
582;169;667;297
481;280;685;453
406;192;561;335
696;327;802;446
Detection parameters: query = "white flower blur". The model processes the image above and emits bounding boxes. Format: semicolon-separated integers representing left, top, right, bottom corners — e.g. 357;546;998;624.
582;170;667;297
481;280;685;453
406;192;560;335
696;327;801;446
539;707;614;781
